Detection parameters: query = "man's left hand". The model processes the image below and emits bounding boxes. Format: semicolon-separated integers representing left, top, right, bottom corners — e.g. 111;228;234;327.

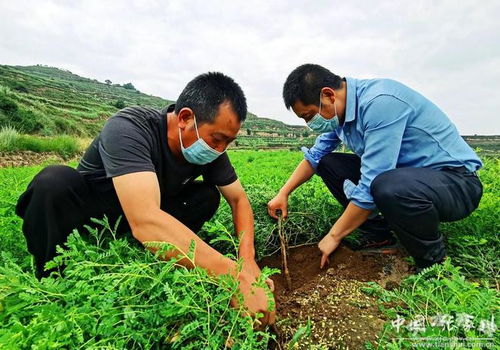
241;257;275;292
318;233;342;269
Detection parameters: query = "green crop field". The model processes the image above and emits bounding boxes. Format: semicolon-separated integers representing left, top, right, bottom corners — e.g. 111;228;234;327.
0;151;498;349
0;63;499;349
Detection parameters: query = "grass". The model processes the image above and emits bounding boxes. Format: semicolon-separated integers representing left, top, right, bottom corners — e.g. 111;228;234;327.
0;126;83;159
0;126;18;149
0;150;498;348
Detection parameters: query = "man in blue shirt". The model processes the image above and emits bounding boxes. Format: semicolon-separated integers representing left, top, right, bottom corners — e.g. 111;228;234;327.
268;64;483;272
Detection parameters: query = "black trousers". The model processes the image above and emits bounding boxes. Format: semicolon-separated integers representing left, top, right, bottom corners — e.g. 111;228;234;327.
15;165;221;279
316;153;483;266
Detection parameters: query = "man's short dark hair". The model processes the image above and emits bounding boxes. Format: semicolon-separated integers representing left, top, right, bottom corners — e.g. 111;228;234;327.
283;64;344;109
175;72;247;124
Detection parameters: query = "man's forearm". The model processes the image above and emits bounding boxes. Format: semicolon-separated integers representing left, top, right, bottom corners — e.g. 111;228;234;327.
132;209;238;277
279;159;315;196
329;202;371;240
231;197;256;259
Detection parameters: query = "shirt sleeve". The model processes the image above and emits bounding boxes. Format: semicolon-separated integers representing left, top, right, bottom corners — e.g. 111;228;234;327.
99;116;156;178
201;152;238;186
349;95;413;210
301;132;342;170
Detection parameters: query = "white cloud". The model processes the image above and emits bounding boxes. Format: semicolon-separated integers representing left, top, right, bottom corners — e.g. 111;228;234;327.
0;0;499;134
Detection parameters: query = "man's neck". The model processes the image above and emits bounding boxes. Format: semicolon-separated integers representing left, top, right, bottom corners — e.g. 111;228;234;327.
166;113;183;160
337;81;348;125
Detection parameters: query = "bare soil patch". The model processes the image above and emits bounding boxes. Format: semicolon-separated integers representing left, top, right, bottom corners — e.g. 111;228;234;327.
0;151;77;167
259;244;411;349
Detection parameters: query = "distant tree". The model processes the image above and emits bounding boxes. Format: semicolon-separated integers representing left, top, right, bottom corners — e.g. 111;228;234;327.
114;99;126;109
123;83;136;90
105;79;112;85
302;131;310;138
246;128;251;135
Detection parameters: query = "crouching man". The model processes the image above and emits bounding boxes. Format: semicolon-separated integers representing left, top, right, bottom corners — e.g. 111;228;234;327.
268;64;483;273
16;72;275;325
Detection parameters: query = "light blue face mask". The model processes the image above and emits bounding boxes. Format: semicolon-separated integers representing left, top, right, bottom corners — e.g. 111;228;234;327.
307;93;339;133
179;115;225;165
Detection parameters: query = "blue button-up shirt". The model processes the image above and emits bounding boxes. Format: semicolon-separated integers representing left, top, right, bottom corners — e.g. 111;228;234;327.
302;77;483;211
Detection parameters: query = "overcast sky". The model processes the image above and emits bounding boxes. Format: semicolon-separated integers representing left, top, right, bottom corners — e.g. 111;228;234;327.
1;0;499;134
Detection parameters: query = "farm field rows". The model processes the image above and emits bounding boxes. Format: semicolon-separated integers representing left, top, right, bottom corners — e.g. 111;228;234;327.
0;150;498;349
0;64;314;152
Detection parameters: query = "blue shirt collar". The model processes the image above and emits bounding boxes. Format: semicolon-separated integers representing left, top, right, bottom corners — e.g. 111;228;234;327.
344;77;357;123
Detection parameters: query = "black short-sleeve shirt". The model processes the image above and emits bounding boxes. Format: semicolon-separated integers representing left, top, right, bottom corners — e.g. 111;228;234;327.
77;105;238;199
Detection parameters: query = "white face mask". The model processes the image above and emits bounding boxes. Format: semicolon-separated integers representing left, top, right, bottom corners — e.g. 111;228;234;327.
307;92;339;133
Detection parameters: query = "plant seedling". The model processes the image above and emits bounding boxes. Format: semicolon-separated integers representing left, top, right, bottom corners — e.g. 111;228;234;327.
277;210;292;290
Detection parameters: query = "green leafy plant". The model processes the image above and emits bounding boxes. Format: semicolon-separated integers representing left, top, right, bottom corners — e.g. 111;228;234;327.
363;259;499;348
0;217;276;349
0;150;498;349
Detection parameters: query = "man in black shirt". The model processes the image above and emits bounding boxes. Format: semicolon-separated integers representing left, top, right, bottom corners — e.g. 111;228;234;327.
16;72;275;325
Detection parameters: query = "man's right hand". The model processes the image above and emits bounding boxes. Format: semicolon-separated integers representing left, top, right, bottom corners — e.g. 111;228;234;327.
233;270;276;327
267;159;316;220
267;193;288;219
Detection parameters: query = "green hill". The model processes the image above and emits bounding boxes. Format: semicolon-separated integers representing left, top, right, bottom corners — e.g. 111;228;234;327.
0;64;313;143
3;64;494;154
0;64;173;136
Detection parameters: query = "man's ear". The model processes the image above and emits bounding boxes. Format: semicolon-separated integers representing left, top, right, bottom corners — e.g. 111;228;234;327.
320;87;336;103
177;108;195;130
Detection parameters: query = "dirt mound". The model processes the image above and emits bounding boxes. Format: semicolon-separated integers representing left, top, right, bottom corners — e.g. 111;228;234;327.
258;244;411;349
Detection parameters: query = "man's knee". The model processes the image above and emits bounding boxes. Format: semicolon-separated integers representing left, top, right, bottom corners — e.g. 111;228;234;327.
317;152;360;178
178;182;221;215
195;182;221;215
171;182;220;232
31;165;84;197
317;153;340;171
371;169;436;219
371;169;408;207
16;166;86;218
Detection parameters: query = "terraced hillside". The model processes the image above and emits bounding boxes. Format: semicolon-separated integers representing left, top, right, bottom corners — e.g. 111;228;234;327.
0;64;172;136
0;64;316;149
1;64;496;152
